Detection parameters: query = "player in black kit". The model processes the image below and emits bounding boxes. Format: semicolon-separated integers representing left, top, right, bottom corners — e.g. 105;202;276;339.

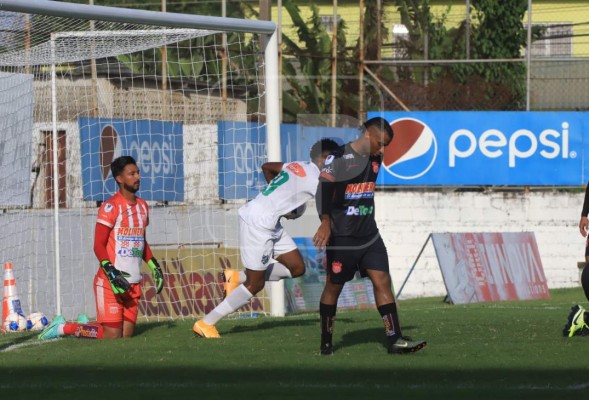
313;116;426;355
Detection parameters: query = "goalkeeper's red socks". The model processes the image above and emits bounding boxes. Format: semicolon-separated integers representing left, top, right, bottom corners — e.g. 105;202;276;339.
63;323;104;339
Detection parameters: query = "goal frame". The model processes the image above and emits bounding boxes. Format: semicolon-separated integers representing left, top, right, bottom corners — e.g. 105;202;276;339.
0;0;285;317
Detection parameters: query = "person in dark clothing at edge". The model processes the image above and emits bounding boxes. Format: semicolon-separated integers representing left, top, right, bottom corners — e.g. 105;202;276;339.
312;116;427;355
563;182;589;337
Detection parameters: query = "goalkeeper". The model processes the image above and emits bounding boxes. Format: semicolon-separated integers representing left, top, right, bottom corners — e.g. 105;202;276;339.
193;138;339;338
39;156;164;340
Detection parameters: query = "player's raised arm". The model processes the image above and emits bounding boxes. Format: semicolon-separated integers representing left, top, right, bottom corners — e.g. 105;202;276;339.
261;162;284;183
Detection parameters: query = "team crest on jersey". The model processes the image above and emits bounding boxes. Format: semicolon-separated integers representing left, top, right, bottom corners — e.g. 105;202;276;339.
324;155;335;165
104;203;114;212
286;162;306;177
331;261;342;274
372;162;379;173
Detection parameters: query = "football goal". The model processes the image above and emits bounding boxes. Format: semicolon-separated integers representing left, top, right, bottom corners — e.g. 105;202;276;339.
0;0;283;321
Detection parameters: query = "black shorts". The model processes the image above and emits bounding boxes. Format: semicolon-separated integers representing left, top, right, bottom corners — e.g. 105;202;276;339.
325;234;389;285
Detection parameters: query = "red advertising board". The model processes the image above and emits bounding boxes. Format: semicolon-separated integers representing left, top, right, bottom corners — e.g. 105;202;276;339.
431;232;550;304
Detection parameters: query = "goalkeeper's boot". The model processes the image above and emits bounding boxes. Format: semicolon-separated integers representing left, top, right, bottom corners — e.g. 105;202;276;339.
222;269;240;299
563;305;588;337
193;319;221;339
388;336;427;354
38;318;65;340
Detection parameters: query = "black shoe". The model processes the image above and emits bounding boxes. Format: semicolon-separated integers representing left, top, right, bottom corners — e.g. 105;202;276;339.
388;336;427;354
320;342;334;355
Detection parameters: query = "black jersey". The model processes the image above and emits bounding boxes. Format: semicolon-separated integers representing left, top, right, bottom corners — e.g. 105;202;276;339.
316;142;382;238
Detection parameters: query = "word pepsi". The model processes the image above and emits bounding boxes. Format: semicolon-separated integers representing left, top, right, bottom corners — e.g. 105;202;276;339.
449;122;571;168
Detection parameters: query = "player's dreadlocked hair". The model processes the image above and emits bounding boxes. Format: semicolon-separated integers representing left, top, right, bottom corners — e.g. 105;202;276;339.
363;116;394;140
309;138;340;161
110;155;137;181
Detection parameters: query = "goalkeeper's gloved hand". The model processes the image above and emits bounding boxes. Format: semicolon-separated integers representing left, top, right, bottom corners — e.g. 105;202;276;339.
147;257;164;294
100;260;131;295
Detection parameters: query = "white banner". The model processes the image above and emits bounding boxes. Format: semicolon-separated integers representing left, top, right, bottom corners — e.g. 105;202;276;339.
432;232;550;304
0;72;33;207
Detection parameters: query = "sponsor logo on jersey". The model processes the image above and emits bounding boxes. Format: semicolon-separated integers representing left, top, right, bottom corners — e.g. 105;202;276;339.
331;261;342;274
324;155;335;165
346;205;374;216
383;118;437;180
104;203;114;212
116;227;144;236
286;162;307;177
343;153;354;159
344;182;375;199
117;247;143;257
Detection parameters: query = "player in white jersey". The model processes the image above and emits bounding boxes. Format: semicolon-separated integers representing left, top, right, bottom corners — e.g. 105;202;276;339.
193;138;340;338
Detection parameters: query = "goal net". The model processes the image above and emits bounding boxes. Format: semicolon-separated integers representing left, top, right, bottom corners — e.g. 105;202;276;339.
0;1;281;322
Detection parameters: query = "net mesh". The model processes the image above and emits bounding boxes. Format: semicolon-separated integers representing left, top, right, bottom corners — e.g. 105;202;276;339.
0;9;270;321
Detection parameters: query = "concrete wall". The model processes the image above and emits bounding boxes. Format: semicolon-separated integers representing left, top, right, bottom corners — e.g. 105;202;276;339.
3;189;583;320
285;190;584;300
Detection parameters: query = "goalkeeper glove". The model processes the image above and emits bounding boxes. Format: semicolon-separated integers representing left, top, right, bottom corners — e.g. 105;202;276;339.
147;257;164;294
100;260;131;295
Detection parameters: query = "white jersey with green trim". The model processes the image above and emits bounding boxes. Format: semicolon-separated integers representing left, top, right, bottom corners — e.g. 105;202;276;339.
238;161;320;230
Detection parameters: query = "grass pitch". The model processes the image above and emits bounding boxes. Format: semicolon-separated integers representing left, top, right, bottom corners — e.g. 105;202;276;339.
1;287;589;399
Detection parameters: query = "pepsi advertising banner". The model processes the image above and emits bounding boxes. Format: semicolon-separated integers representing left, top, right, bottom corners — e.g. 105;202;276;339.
79;117;184;201
218;122;358;200
369;111;588;186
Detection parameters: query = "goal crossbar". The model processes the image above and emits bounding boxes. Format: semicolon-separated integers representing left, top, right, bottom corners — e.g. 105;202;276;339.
0;0;276;35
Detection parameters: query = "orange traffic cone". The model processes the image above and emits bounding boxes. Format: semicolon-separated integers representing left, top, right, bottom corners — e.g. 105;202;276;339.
2;262;24;333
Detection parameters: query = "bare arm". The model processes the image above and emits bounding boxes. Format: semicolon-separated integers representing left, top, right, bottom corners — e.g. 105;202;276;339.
262;162;284;183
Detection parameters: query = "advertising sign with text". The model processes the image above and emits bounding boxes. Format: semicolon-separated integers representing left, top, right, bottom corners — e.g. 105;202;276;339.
79;117;184;201
139;247;267;319
431;232;550;304
369;111;588;186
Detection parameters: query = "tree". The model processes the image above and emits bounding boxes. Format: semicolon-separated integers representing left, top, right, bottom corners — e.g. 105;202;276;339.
280;0;349;123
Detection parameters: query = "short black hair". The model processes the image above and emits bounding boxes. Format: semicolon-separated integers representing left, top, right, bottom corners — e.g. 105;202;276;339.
363;116;394;140
309;138;340;160
110;156;137;180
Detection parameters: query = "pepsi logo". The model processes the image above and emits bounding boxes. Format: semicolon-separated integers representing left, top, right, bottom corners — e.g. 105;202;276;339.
383;118;437;180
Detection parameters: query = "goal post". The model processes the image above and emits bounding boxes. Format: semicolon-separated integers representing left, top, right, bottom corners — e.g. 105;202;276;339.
0;0;285;320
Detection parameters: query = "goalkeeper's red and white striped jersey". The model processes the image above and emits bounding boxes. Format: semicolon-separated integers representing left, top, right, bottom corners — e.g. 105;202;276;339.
96;192;150;283
238;161;319;230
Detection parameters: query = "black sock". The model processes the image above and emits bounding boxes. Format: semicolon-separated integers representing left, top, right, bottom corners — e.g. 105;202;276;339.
320;302;337;346
582;264;589;303
378;302;402;343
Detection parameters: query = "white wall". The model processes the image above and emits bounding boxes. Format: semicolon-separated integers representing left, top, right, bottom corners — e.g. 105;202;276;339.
284;190;584;300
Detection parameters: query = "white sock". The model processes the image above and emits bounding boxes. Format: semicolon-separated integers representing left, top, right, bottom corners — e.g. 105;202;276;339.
57;324;65;336
238;263;292;283
265;263;292;281
203;284;253;325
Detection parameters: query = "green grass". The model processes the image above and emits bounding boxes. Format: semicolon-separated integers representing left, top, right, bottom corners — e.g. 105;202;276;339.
2;288;589;399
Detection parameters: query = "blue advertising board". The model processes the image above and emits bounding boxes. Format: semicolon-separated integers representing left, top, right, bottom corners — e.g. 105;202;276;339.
218;122;357;200
369;111;588;186
79;117;184;201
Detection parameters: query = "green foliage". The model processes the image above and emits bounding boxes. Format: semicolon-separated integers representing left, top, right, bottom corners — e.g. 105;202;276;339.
393;0;529;110
281;0;349;122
